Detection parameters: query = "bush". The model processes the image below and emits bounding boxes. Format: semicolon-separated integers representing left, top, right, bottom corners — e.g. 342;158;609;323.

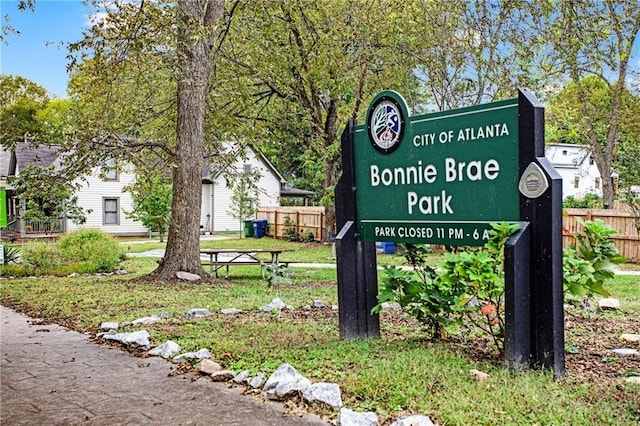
16;230;125;276
59;230;125;273
21;241;63;274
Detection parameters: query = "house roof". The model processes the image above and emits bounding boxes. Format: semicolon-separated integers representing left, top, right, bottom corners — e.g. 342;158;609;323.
545;143;590;169
10;141;62;175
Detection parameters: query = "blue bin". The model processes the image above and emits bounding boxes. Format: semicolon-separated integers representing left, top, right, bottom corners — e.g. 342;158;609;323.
376;242;396;254
252;219;268;238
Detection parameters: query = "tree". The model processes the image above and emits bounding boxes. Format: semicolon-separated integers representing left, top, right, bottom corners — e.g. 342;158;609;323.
9;165;90;231
536;0;640;208
124;172;172;242
217;0;421;239
65;0;226;279
0;75;49;148
226;169;261;238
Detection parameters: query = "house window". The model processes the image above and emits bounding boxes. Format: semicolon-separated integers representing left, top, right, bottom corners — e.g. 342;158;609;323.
589;156;595;166
574;176;580;189
595;177;600;189
243;163;252;174
104;158;118;181
103;198;119;225
562;150;568;156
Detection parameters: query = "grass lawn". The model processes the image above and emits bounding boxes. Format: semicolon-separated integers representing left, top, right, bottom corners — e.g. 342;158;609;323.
1;238;639;425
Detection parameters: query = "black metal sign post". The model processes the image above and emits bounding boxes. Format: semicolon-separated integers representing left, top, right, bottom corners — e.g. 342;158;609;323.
515;89;565;378
335;119;380;339
335;89;564;378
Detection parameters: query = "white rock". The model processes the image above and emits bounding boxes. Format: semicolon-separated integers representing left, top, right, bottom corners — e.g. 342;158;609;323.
390;416;435;426
123;330;151;351
612;348;639;356
198;359;223;375
470;369;490;382
620;334;640;343
338;408;378;426
625;376;640;385
312;299;326;308
185;308;212;318
598;298;621;310
176;271;201;281
381;302;401;310
100;322;119;332
220;308;243;315
302;382;342;408
262;363;311;400
132;315;161;326
210;370;236;382
249;372;267;389
148;340;181;359
172;348;211;363
232;370;250;384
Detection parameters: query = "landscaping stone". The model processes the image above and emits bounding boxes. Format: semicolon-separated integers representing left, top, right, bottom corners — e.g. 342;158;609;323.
302;382;342;408
210;370;236;382
232;370;250;384
220;308;243;315
625;376;640;385
103;330;151;351
249;372;267;389
312;300;326;308
100;322;119;332
390;416;435;426
611;348;639;356
198;359;223;375
259;297;293;312
176;271;201;282
338;408;378;426
620;334;640;343
598;298;621;310
172;348;211;363
148;340;181;359
469;369;490;382
332;304;339;311
381;302;401;310
262;363;311;400
115;269;128;275
132;315;162;326
185;308;212;318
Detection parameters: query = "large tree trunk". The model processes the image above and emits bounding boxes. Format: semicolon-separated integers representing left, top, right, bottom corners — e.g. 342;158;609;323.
153;0;224;280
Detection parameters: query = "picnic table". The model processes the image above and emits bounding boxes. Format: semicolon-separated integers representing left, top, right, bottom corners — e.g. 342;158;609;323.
200;248;293;278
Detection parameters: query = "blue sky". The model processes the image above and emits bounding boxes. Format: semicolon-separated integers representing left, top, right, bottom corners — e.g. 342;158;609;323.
1;0;91;98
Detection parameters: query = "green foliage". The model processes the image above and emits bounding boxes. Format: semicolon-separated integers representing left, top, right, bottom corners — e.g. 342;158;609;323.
10;165;90;227
0;75;48;148
1;244;21;264
18;230;125;276
58;230;125;273
374;244;466;339
563;194;603;209
283;216;299;242
21;241;63;274
563;219;625;299
124;172;172;242
227;171;262;237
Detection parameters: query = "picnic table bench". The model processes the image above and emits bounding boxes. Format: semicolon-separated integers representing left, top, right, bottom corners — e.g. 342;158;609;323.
200;248;294;278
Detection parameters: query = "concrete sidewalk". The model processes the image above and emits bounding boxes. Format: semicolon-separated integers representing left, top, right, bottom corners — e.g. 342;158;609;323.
0;305;327;425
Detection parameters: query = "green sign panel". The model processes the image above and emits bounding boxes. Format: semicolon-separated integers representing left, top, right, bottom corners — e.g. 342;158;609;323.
354;91;520;245
0;187;7;228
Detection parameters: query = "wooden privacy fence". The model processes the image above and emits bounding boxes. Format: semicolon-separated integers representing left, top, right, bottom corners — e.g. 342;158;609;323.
256;206;639;262
256;206;326;242
563;208;639;263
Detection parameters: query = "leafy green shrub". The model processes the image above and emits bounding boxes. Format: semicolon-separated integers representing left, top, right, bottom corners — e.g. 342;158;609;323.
563;193;603;208
0;263;32;277
21;241;63;274
374;244;466;339
563;219;625;299
2;244;21;264
283;216;299;241
58;230;125;273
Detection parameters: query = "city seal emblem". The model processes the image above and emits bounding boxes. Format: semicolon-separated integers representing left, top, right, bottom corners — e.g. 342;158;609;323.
367;95;405;154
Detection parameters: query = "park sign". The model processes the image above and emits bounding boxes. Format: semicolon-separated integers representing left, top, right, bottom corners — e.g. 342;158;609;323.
353;91;520;246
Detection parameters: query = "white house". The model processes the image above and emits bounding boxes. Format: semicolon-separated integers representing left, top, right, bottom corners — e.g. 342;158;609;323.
201;143;286;233
545;143;605;199
1;141;290;237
